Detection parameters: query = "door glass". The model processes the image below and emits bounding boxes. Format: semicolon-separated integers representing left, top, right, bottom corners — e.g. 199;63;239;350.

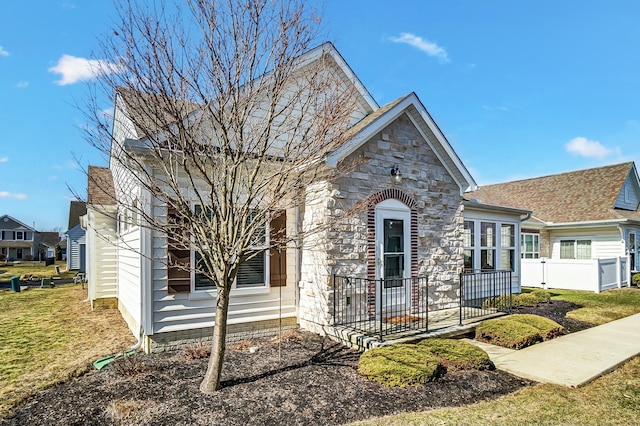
383;219;404;288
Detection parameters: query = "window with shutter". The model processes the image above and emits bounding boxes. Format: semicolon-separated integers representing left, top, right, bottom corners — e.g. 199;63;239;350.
269;210;287;287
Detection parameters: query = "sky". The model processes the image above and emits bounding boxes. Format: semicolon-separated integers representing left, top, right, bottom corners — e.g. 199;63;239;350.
1;1;639;231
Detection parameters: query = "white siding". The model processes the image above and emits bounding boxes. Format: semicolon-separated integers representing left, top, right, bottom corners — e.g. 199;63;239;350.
549;227;623;259
117;227;142;335
66;224;86;270
614;173;640;210
86;208;117;302
148;204;297;336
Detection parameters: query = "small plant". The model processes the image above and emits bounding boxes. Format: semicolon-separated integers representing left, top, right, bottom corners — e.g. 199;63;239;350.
111;353;149;376
358;344;444;387
516;293;539;307
632;273;640;287
530;289;552;304
481;294;513;310
177;340;211;360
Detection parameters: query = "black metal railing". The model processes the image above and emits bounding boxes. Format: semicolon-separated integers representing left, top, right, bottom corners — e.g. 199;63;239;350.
460;270;513;323
332;275;428;341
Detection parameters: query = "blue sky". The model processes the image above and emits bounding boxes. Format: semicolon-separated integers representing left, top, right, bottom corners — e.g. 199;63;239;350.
1;1;639;231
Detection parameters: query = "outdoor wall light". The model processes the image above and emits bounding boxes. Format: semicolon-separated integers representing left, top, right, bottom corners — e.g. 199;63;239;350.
390;165;402;183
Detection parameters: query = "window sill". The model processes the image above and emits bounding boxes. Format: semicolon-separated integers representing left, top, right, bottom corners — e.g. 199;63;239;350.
189;286;270;300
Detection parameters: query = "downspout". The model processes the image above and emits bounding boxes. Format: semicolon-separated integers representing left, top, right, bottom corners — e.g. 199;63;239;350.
294;201;302;321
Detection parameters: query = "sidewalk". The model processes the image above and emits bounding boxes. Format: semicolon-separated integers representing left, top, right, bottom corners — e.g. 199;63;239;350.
466;312;640;387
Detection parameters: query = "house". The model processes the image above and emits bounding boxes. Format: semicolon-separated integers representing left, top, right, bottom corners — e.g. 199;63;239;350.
0;215;41;261
465;162;640;292
65;201;87;271
85;43;523;352
39;232;61;260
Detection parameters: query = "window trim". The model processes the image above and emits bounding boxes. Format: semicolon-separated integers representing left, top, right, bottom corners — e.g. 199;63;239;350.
521;233;540;259
191;206;271;296
558;239;592;260
464;218;519;272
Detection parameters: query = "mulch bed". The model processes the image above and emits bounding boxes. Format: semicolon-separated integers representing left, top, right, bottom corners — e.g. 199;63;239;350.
1;301;588;426
513;300;594;333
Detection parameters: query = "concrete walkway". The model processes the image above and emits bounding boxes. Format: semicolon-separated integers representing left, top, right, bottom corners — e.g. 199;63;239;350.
465;312;640;387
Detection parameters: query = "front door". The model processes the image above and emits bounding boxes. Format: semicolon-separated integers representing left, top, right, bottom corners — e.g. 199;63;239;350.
375;201;411;314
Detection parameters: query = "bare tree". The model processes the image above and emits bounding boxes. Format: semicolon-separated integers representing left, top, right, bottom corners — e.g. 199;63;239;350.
84;0;358;393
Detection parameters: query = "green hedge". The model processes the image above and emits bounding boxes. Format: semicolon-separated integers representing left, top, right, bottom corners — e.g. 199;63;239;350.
507;314;564;340
418;338;493;371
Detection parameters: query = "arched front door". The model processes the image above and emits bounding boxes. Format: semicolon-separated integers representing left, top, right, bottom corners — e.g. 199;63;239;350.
375;199;411;313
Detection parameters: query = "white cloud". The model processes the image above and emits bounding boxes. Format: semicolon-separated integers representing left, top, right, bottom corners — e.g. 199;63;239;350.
389;33;450;63
0;46;8;57
0;157;7;163
16;80;29;89
565;136;620;158
0;191;27;200
48;54;122;85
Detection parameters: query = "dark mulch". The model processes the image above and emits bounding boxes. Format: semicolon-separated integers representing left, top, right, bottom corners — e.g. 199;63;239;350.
513;300;594;333
2;300;589;426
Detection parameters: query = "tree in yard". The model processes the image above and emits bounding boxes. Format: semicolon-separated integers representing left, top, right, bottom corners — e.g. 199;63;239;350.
84;0;358;393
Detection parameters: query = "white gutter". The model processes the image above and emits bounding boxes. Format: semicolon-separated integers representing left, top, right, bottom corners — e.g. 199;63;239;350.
545;218;628;229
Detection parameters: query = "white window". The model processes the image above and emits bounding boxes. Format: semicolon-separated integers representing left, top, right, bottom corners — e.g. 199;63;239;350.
463;220;474;271
193;207;269;291
521;233;540;259
501;224;515;271
560;239;592;260
480;222;496;270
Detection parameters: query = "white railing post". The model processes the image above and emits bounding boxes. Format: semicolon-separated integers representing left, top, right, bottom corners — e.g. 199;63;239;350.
595;259;602;294
616;256;622;289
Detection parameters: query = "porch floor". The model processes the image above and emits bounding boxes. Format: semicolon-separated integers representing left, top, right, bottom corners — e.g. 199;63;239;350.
325;307;507;351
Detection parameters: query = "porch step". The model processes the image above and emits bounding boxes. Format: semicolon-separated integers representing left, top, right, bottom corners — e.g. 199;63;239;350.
325;321;482;352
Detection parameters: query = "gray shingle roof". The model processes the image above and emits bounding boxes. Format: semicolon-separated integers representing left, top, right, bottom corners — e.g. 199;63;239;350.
88;166;116;206
465;162;640;223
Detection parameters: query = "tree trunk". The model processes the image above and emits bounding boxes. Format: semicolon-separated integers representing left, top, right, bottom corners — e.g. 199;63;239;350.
199;285;231;393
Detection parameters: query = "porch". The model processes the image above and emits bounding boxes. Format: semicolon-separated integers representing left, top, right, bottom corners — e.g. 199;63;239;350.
329;270;514;350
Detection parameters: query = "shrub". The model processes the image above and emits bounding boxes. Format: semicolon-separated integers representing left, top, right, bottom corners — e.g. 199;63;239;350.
417;338;493;371
632;273;640;286
507;314;564;340
530;289;552;304
481;294;513;310
176;341;211;360
475;318;542;349
358;344;444;387
515;293;539;307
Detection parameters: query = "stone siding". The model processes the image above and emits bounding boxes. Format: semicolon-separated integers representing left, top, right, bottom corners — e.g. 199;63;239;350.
299;114;464;332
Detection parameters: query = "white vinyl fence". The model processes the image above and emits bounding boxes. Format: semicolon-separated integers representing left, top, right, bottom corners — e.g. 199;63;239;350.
521;257;629;293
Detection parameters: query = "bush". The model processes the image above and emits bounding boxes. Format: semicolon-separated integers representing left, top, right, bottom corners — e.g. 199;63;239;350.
507;314;564;340
516;293;539;307
475;319;542;349
481;294;513;310
475;314;564;349
358;344;444;387
530;289;552;304
632;273;640;286
417;338;493;371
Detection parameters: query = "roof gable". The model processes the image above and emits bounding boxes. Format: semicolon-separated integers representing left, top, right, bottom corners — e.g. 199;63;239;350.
326;92;477;193
0;215;36;231
614;164;640;211
465;162;639;224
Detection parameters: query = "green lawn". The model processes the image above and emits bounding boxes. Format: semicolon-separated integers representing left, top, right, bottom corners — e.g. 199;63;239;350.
0;285;135;419
352;287;640;425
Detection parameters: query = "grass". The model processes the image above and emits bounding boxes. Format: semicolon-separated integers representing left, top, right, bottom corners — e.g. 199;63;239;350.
546;287;640;325
507;314;564;340
350;355;640;426
417;338;493;371
0;261;76;282
475;318;543;349
0;284;136;418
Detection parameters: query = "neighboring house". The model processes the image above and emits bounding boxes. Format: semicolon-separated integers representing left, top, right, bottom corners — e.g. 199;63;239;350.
465;162;640;292
0;215;41;261
39;232;61;260
65;201;87;271
85;43;523;352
